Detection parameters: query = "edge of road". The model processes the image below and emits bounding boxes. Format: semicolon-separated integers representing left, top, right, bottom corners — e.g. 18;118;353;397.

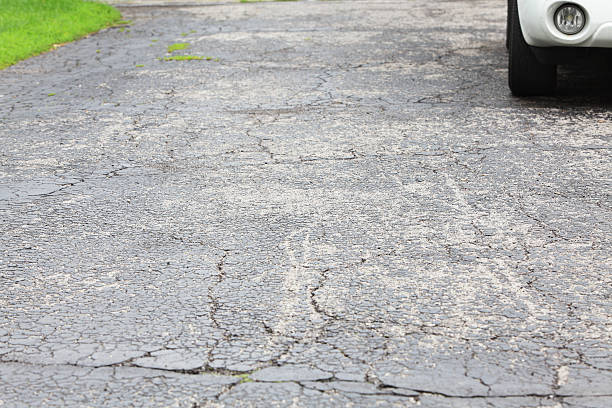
110;2;233;7
106;0;354;8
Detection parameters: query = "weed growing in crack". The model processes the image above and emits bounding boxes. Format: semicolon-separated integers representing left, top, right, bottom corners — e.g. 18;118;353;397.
167;43;189;53
163;55;202;61
237;374;253;383
240;0;297;2
164;42;220;62
163;55;219;62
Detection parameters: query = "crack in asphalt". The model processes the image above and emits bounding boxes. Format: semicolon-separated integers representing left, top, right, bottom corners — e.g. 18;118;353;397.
207;250;232;361
3;358;611;400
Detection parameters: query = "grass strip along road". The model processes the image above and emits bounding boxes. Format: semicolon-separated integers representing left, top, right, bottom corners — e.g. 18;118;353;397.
0;0;121;69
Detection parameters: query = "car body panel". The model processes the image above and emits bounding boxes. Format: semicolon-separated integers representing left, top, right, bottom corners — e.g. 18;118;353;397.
518;0;612;47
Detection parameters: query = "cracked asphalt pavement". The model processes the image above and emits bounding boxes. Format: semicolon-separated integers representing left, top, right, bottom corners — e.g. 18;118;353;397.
1;0;611;406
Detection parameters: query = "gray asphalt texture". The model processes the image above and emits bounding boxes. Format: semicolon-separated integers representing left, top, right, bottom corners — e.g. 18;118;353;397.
1;0;611;407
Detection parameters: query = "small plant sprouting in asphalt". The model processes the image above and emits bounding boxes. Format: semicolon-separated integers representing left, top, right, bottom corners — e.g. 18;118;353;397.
47;93;56;96
135;64;144;67
164;55;203;61
237;374;252;384
240;0;297;2
163;55;219;62
162;42;218;62
167;43;190;53
240;0;297;3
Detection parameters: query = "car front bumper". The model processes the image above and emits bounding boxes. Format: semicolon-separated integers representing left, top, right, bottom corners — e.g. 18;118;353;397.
518;0;612;47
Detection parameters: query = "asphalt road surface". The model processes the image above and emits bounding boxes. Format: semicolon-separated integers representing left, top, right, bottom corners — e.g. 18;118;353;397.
1;0;611;406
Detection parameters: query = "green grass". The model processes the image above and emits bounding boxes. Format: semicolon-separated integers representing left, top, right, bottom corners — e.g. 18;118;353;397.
167;43;190;53
0;0;121;69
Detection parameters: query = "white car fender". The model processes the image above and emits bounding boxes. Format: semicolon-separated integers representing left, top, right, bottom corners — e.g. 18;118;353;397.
517;0;612;47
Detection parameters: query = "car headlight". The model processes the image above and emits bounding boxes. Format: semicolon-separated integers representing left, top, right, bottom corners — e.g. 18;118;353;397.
554;4;586;35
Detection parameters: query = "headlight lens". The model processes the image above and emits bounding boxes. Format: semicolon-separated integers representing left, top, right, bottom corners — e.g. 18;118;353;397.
554;4;586;35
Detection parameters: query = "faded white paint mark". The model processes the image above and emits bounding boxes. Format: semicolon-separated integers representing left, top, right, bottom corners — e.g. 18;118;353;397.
557;365;570;386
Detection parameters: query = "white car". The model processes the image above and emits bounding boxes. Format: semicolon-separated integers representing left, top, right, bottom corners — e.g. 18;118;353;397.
507;0;612;95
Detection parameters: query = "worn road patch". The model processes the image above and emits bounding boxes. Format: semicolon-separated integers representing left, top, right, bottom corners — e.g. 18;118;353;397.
1;0;611;406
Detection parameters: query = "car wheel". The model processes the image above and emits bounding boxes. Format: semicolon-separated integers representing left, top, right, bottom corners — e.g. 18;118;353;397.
508;0;556;96
506;0;511;49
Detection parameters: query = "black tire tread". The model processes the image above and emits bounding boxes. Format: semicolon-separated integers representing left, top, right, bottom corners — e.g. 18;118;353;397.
508;0;557;96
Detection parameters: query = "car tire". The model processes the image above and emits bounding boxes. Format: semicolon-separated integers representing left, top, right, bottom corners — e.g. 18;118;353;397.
506;0;511;50
508;0;556;96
